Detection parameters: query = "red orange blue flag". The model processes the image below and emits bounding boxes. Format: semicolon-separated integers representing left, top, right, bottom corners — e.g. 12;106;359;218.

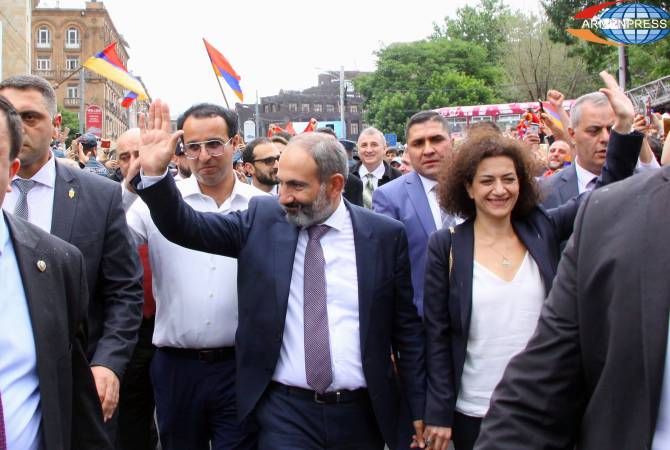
83;42;148;100
541;101;564;130
203;38;243;102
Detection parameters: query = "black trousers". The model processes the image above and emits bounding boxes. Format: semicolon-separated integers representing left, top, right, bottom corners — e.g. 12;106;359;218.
452;412;482;450
254;384;385;450
116;317;158;450
150;347;257;450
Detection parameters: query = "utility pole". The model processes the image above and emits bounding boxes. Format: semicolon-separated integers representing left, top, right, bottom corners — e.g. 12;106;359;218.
78;67;85;133
618;46;626;91
339;66;345;139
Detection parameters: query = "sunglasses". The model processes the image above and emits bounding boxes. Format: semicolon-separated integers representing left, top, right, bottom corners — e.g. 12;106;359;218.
182;137;233;160
252;155;281;165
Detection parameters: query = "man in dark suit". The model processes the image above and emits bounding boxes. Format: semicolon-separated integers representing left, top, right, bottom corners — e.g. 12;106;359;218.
0;95;111;449
373;111;457;316
539;90;658;209
133;100;426;450
351;126;401;208
0;75;143;426
475;156;670;446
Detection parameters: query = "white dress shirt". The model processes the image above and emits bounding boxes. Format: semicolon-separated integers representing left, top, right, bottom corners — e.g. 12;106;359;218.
653;319;670;449
358;162;386;190
456;253;545;417
126;175;267;349
418;174;444;230
0;216;42;450
272;198;366;391
2;155;56;232
574;155;661;195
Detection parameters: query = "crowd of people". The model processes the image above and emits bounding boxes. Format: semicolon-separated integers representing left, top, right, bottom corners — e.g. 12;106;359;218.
0;69;669;450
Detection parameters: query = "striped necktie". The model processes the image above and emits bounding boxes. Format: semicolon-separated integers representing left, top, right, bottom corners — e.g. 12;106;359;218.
13;179;37;221
0;389;6;450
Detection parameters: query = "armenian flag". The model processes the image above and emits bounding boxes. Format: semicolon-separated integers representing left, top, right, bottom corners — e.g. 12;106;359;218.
83;42;148;100
203;39;243;102
541;101;563;130
120;91;138;108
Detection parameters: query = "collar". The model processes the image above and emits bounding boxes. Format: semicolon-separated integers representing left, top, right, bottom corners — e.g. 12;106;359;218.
574;157;600;191
417;173;439;194
359;161;386;179
179;172;255;204
12;153;56;188
320;196;347;232
0;213;8;257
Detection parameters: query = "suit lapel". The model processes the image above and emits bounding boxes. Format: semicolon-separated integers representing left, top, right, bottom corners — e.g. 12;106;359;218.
273;219;299;323
404;172;436;237
513;219;554;295
558;165;579;205
348;203;377;355
5;214;60;447
453;220;474;334
641;172;670;437
50;160;79;241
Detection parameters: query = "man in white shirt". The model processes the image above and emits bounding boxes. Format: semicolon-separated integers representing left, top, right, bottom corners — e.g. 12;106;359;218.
540;91;659;208
242;137;280;194
350;127;401;208
132;105;426;449
373;111;457;316
125;104;264;450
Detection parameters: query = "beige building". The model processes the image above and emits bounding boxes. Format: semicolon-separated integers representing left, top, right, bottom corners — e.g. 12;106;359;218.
31;0;147;140
1;0;36;80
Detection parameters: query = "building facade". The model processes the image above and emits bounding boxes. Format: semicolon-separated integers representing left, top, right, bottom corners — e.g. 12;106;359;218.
236;71;367;141
1;0;36;80
31;0;146;140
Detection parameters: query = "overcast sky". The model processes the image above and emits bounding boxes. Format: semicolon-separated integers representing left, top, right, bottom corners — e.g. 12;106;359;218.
43;0;543;114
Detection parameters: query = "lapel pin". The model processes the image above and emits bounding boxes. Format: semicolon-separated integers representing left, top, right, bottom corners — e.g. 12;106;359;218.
68;188;75;199
37;260;46;272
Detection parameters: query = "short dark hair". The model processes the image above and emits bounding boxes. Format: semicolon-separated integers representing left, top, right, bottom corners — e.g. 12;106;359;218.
468;121;501;135
270;135;289;146
438;130;539;220
405;110;449;141
176;103;238;138
316;127;337;138
0;74;58;117
274;131;293;142
0;95;24;160
243;137;272;163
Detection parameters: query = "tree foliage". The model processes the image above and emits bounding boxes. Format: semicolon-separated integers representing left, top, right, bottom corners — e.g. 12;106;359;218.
58;106;80;147
354;38;500;140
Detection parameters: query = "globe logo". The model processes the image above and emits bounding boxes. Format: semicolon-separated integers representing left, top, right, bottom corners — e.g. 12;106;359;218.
599;3;670;45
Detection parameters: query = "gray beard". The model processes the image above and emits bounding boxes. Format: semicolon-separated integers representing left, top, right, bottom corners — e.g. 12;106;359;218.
283;184;335;228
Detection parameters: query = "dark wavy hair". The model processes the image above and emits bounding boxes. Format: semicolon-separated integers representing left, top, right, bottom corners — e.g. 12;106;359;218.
438;129;539;220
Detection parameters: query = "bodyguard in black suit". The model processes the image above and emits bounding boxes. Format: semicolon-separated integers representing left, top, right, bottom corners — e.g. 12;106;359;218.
134;100;426;450
0;95;111;449
0;75;143;424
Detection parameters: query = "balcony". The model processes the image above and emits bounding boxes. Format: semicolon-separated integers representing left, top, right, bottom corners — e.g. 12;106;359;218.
35;41;51;49
65;41;81;50
32;69;55;79
64;97;80;107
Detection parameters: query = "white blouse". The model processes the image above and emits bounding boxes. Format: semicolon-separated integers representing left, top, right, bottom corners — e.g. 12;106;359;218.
455;252;545;418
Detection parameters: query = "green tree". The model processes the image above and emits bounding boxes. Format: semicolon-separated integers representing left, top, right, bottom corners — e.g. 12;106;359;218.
431;0;512;63
354;38;501;140
58;106;80;147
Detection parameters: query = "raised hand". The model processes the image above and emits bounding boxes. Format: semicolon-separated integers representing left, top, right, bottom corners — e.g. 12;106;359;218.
138;99;183;176
546;89;564;110
599;71;634;134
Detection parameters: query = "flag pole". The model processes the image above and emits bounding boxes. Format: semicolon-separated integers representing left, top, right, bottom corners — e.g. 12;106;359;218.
203;38;230;109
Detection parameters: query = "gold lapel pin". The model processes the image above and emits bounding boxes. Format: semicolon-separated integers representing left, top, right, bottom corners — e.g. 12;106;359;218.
37;260;46;272
68;188;75;199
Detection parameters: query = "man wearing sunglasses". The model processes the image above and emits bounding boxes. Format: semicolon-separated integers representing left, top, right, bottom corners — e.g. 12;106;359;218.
125;103;265;449
242;137;281;195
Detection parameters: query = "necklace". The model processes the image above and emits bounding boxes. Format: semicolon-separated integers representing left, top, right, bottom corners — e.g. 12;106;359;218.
488;243;512;267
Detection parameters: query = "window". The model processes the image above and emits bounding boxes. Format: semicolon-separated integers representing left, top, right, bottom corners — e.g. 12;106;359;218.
36;56;51;70
326;104;335;113
66;28;80;48
313;104;323;113
36;26;50;47
351;122;359;135
288;103;297;112
350;105;359;114
301;103;310;113
264;104;270;113
65;57;79;71
67;85;79;98
271;104;278;113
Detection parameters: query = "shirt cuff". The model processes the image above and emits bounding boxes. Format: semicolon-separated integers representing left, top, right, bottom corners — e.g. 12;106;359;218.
139;169;169;189
121;183;139;212
636;157;661;170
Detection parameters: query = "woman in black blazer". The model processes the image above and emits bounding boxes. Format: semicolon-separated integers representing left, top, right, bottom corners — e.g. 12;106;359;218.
420;124;643;450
